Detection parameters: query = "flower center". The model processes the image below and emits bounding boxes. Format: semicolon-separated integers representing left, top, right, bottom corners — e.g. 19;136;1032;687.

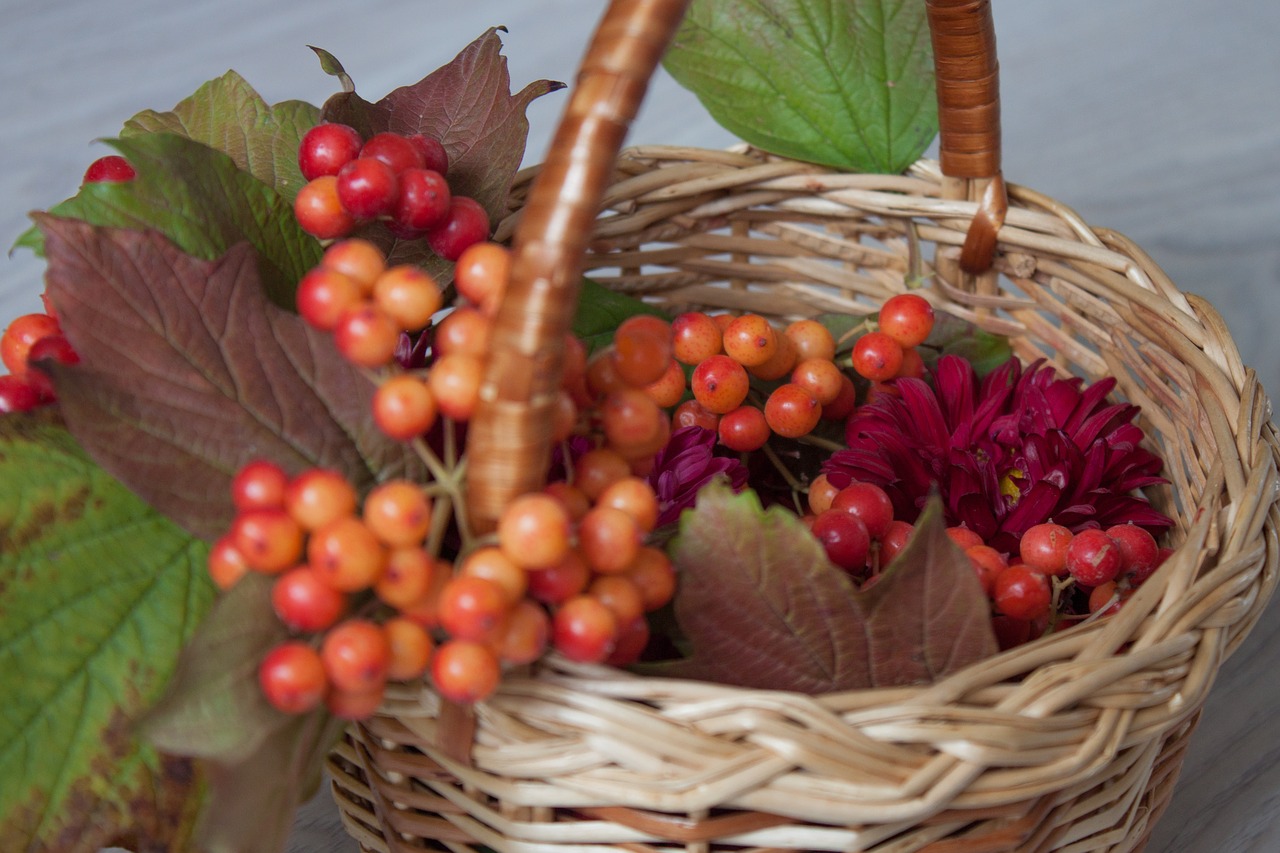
999;468;1025;505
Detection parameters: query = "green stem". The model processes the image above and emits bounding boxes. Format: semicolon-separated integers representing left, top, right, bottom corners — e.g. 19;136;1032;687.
796;433;846;454
761;441;805;494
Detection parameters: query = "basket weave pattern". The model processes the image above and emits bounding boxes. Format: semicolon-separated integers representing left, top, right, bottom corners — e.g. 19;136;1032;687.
327;144;1280;852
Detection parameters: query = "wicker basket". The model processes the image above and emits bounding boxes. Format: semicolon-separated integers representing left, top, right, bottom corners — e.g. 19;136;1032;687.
327;0;1280;850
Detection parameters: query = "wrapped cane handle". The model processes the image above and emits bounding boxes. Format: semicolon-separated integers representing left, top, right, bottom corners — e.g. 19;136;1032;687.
466;0;1005;530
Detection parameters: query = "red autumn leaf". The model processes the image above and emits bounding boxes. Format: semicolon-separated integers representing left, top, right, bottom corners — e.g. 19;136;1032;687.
666;481;998;693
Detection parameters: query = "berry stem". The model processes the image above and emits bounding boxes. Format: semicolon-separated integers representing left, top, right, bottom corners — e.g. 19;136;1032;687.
760;441;806;495
796;433;847;454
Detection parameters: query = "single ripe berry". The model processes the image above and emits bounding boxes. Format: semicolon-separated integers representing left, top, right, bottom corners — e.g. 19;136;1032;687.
588;575;645;627
526;549;591;605
747;333;797;382
1065;528;1123;587
784;319;837;363
2;313;62;380
718;405;770;452
497;493;572;570
851;331;904;382
572;447;631;501
690;354;750;414
946;526;985;551
810;509;871;572
431;639;500;704
790;358;845;406
0;372;44;412
82;154;136;184
1019;523;1074;576
879;519;915;567
438;575;512;642
965;545;1008;596
830;482;895;540
372;264;442;332
877;293;935;348
432;305;491;358
992;565;1052;621
577;506;643;575
595;476;660;533
321;619;392;694
392;168;451;232
807;474;840;515
623;546;676;612
1105;523;1160;579
259;642;327;714
374;546;438;609
552;595;619;664
231;459;290;512
272;565;347;633
372;375;437;441
307;516;387;592
206;535;250;590
497;599;551;665
611;315;673;388
822;374;858;421
321;238;386;293
326;685;386;721
384;616;434;681
720;314;777;368
230;508;305;574
295;267;363;331
454;242;509;313
362;480;433;548
426;352;483;421
359;131;425;173
642;359;686;409
672;399;721;432
763;383;822;439
671;311;723;365
285;467;357;530
408;134;449;175
298;123;363;181
601;388;665;454
424;196;490;261
459;546;528;604
336;157;400;219
333;303;401;367
294;176;355;239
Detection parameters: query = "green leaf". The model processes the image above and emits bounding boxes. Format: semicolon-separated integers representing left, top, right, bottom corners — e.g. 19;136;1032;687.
142;575;347;853
0;410;213;851
36;217;427;540
663;0;937;173
573;278;666;354
121;69;320;202
922;312;1013;378
16;133;321;308
664;483;997;692
320;28;565;223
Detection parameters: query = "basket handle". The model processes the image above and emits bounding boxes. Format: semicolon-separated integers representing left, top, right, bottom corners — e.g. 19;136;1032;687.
465;0;1006;531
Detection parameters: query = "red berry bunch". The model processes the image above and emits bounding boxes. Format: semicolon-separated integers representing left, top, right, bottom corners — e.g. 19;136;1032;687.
849;293;935;385
210;460;438;718
293;122;488;260
0;305;79;414
663;312;857;452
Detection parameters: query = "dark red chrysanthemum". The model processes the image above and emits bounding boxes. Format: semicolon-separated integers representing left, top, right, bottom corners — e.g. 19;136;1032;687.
823;355;1173;554
647;426;749;528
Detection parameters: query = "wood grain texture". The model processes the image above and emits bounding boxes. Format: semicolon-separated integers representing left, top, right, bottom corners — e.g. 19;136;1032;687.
3;2;1276;851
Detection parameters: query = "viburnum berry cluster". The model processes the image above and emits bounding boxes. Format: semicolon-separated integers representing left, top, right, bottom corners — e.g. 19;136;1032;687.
293;122;488;260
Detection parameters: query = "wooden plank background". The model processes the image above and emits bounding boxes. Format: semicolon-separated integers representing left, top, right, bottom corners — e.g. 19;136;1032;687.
2;1;1277;850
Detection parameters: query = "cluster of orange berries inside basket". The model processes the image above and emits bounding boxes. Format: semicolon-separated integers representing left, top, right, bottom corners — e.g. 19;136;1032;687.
194;224;1171;717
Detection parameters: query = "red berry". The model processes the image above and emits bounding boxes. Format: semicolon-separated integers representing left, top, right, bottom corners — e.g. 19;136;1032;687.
720;314;777;368
830;482;895;540
810;509;871;572
82;155;136;184
259;642;327;714
552;595;619;663
391;168;451;232
231;459;290;512
851;331;904;382
1065;529;1123;587
718;405;770;452
878;519;915;567
408;134;449;175
320;619;392;693
992;565;1052;621
425;197;490;261
298;123;363;181
1019;523;1074;577
431;639;500;704
965;545;1008;596
336;158;399;219
359;132;424;174
2;313;62;380
272;566;347;633
877;293;935;348
23;334;79;399
294;176;355;239
1105;523;1160;579
671;311;723;365
295;267;363;331
763;383;821;439
690;354;750;414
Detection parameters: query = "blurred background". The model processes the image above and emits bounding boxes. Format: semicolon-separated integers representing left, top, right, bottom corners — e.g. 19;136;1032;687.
3;1;1278;851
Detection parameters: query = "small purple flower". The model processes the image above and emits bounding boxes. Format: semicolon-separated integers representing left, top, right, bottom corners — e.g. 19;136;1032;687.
823;355;1173;554
647;426;749;528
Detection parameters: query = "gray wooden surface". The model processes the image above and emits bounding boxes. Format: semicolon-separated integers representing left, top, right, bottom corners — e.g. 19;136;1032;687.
3;1;1278;851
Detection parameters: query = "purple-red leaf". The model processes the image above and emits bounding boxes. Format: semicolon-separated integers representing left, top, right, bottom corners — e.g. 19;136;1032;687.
667;482;998;693
320;28;564;223
36;215;426;540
